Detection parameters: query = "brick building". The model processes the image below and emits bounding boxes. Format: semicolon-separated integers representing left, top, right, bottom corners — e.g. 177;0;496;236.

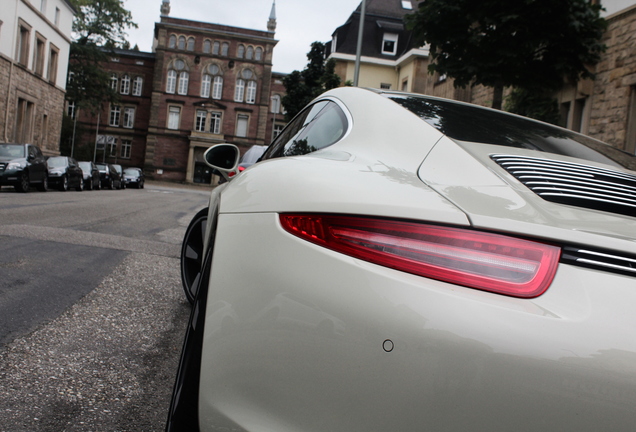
0;0;75;155
72;0;284;184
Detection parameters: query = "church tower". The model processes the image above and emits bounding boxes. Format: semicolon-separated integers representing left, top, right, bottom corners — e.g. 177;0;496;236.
267;1;277;33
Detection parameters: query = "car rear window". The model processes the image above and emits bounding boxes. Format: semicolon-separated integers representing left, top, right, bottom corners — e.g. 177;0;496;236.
388;94;636;171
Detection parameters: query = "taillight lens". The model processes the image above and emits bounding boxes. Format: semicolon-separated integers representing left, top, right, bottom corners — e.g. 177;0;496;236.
280;214;561;298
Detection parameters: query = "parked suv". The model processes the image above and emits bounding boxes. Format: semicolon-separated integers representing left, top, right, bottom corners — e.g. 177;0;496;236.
95;163;122;190
0;143;48;192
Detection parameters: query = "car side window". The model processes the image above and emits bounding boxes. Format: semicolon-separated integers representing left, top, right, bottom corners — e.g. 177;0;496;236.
263;100;347;160
28;146;37;159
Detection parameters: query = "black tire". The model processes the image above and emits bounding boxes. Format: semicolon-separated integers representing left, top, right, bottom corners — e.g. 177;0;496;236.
76;177;84;191
140;181;144;189
180;207;209;304
15;171;30;192
109;179;115;190
36;176;48;192
59;175;69;192
86;179;92;191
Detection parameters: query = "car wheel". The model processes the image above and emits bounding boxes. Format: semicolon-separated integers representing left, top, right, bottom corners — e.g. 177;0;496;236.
59;175;69;192
140;181;144;189
76;177;84;191
180;207;209;304
15;171;30;192
96;179;101;190
109;179;114;190
36;176;48;192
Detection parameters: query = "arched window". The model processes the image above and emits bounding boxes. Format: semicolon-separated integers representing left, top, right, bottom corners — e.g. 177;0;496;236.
255;47;263;61
187;37;195;51
246;81;257;104
203;39;211;53
237;44;245;58
110;73;118;90
221;42;229;56
234;79;245;102
132;76;143;96
120;74;130;94
178;71;189;95
178;36;186;50
246;46;254;60
166;70;177;93
201;74;211;98
212;41;220;55
168;35;176;49
213;76;223;100
235;69;256;103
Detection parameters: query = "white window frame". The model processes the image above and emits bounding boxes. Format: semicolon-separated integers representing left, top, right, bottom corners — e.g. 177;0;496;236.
110;73;118;90
382;33;399;56
166;70;176;93
178;71;189;95
201;74;211;98
132;76;143;96
168;106;181;130
109;105;121;127
210;111;222;134
120;74;130;94
234;78;245;102
120;139;132;159
246;81;257;104
123;107;135;128
270;94;281;114
236;114;249;138
195;110;207;132
212;76;223;100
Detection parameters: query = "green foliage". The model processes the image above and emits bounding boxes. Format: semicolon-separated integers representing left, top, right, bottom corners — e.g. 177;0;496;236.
66;0;137;113
504;88;561;125
406;0;607;108
282;42;341;121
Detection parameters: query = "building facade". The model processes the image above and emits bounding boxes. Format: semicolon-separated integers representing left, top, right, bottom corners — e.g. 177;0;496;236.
71;0;284;184
0;0;75;155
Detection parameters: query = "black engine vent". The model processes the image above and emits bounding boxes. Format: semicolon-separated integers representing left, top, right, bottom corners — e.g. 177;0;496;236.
491;154;636;218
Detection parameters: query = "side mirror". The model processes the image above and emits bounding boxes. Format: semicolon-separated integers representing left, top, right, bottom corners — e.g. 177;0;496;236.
204;144;240;182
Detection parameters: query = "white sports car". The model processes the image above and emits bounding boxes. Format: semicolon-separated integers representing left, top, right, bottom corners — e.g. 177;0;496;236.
168;87;636;431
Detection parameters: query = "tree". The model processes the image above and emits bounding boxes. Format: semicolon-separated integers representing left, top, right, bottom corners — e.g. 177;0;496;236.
405;0;607;109
66;0;137;114
282;42;341;120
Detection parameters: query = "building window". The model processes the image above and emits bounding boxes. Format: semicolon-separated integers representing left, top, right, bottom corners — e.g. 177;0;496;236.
235;79;245;102
331;35;338;54
120;139;132;159
67;100;76;118
221;42;229;56
178;36;186;50
168;106;181;130
246;46;254;60
187;37;195;51
255;47;263;61
236;114;249;138
109;140;117;157
195;110;207;132
271;95;281;113
210;111;222;134
15;98;35;143
237;44;245;58
246;81;257;104
213;76;223;100
109;105;121;126
47;45;58;83
120;74;130;94
110;73;118;90
273;123;284;139
401;79;408;92
34;33;46;75
166;70;177;93
380;83;392;89
40;0;47;13
178;71;189;95
41;114;48;145
203;39;211;53
132;76;143;96
17;22;31;66
212;41;220;55
382;33;398;56
401;0;412;9
201;74;211;98
123;107;135;128
169;34;176;48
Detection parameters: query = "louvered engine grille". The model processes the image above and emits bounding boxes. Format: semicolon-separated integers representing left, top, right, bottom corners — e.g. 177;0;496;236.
562;247;636;277
491;154;636;218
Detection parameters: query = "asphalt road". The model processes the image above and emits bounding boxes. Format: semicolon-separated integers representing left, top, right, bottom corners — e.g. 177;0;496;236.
0;181;210;431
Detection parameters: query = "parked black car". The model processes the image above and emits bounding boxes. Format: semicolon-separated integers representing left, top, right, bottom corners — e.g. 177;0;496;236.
122;167;145;188
78;161;101;190
0;143;48;192
96;163;122;190
112;164;125;189
46;156;84;191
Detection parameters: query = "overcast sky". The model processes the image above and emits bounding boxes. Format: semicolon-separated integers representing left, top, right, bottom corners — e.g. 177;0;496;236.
122;0;363;74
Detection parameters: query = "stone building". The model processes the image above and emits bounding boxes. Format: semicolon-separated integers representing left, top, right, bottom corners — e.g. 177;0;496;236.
0;0;75;155
72;0;284;184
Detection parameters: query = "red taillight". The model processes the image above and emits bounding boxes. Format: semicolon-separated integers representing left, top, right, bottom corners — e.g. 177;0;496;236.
238;166;246;172
228;170;236;177
280;215;561;298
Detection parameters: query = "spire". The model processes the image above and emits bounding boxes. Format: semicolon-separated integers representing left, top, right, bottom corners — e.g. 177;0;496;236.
160;0;170;16
267;0;277;33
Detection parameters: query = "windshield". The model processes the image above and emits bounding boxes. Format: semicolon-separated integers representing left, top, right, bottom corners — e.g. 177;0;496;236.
0;144;25;158
96;164;107;170
388;94;636;171
78;162;92;171
47;157;68;168
123;168;139;176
